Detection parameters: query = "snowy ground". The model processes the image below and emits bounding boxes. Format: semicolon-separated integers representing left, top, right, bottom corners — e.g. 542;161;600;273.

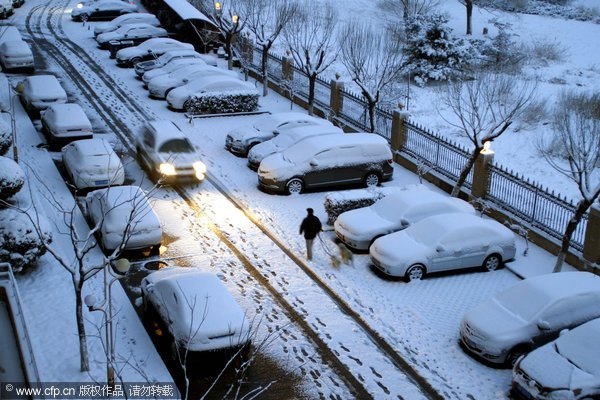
5;0;590;399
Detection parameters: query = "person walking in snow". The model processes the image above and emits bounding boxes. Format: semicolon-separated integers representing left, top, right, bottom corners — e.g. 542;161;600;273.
299;208;322;260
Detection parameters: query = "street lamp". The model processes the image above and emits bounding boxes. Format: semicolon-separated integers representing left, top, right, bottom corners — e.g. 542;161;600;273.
232;14;238;24
214;1;221;14
84;258;131;387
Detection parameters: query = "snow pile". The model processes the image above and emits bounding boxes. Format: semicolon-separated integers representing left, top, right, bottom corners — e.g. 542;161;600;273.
0;119;11;155
478;0;600;22
186;90;260;115
324;186;403;225
0;157;24;200
0;208;50;272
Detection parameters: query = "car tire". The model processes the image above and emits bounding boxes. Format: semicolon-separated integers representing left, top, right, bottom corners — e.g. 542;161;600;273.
482;254;502;271
364;172;381;188
405;264;425;282
131;57;141;66
80;13;89;21
286;178;303;195
506;346;528;367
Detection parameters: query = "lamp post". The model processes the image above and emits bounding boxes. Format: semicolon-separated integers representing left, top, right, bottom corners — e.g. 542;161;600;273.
84;258;131;387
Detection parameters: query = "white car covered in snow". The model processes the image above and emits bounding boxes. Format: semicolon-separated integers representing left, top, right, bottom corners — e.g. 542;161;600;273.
18;75;67;114
96;23;167;49
94;13;160;36
165;76;256;111
0;40;34;71
41;103;93;149
512;317;600;399
225;112;334;156
141;57;215;85
141;267;252;356
135;120;206;182
461;271;600;367
62;139;125;190
85;185;162;254
247;124;343;170
334;187;476;251
370;213;516;281
133;49;203;77
146;64;236;99
115;38;193;67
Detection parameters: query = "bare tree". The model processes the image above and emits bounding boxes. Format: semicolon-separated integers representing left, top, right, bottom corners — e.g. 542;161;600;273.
339;21;406;132
458;0;474;35
283;1;338;115
538;91;600;272
378;0;439;36
244;0;297;96
439;72;536;197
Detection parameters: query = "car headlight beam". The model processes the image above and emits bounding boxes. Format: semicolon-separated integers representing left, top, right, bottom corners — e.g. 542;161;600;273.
193;161;206;174
159;163;176;176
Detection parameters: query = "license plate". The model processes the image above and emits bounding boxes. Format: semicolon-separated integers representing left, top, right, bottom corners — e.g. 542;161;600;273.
95;180;109;186
513;383;535;400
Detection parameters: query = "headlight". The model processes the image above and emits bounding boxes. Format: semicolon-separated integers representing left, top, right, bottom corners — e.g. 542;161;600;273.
76;2;83;8
159;163;176;176
193;161;206;174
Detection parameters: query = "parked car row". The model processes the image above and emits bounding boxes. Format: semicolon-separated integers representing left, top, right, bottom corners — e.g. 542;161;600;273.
71;0;138;22
0;25;34;72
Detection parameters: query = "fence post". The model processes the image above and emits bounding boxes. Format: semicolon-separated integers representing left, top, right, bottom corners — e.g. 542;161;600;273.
391;109;409;152
583;204;600;266
470;146;494;200
282;55;293;81
329;78;344;117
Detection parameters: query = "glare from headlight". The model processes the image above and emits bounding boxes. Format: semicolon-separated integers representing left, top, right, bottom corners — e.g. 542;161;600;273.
159;163;176;176
76;3;83;8
195;172;205;181
193;161;206;174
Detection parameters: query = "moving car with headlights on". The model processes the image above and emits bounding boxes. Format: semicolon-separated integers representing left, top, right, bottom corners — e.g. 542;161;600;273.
335;187;476;251
18;74;67;115
62;139;125;190
134;49;203;77
115;38;192;67
247;124;344;170
147;64;236;99
370;213;516;281
94;12;160;36
166;76;256;111
71;0;138;21
0;40;34;71
512;317;600;399
258;133;394;195
136;120;206;182
96;23;167;49
41;103;93;149
226;112;334;156
460;271;600;367
85;185;162;254
141;267;252;359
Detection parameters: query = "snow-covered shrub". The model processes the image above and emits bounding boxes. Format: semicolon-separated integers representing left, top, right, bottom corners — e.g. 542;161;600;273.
476;20;526;72
185;90;259;115
405;14;473;86
324;187;402;225
0;208;50;272
0;119;11;156
527;37;568;64
0;157;25;201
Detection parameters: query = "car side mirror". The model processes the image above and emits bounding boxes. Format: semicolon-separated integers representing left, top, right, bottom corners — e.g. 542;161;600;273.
537;320;551;330
436;245;445;252
182;78;188;83
400;218;409;226
558;328;569;337
309;159;319;167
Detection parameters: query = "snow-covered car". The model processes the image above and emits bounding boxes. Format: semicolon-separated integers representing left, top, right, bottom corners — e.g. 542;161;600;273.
258;133;394;194
96;24;168;49
134;49;203;77
146;64;236;99
62;138;125;190
41;103;93;149
85;185;162;254
225;112;334;156
334;187;476;251
71;0;138;21
247;124;343;170
0;40;34;71
370;212;516;281
166;76;256;111
93;12;160;36
0;26;21;44
141;267;252;356
512;317;600;399
18;75;67;115
11;0;23;8
115;38;193;67
135;120;206;182
0;0;13;18
460;271;600;367
141;58;207;86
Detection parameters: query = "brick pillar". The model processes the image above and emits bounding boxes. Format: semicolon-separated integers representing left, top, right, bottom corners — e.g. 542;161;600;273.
470;149;494;199
329;79;344;117
583;204;600;265
282;56;293;81
391;110;409;152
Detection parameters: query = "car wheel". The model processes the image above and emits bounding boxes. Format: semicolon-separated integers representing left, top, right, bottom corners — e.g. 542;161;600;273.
131;57;141;65
482;254;502;271
286;178;303;195
364;172;380;188
149;245;160;256
506;346;528;367
80;13;89;20
405;264;425;282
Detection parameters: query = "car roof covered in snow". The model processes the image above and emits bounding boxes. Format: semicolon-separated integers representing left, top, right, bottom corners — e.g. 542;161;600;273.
68;138;115;156
24;75;66;98
283;131;387;153
413;212;513;239
145;120;185;140
44;104;91;128
0;26;22;44
510;271;600;301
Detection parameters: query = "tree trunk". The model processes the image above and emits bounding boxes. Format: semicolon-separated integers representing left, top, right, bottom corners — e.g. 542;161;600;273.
226;34;233;71
451;148;479;197
466;0;473;35
74;280;90;372
553;198;593;272
368;101;376;133
261;46;269;97
308;74;316;116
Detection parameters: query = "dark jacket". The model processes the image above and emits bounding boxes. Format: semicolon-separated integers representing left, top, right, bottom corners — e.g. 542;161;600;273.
300;215;322;240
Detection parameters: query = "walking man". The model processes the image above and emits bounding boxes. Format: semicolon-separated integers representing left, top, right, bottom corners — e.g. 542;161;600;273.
299;208;322;260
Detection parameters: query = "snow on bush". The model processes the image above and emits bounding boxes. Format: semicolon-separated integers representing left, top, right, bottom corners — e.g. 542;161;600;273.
324;186;402;225
478;0;600;22
185;90;260;115
473;20;526;72
0;119;11;156
0;156;25;201
0;208;50;272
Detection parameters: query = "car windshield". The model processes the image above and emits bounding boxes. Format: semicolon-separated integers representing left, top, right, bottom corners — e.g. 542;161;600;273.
159;139;194;153
253;117;276;132
495;285;551;321
372;196;408;221
554;323;600;375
